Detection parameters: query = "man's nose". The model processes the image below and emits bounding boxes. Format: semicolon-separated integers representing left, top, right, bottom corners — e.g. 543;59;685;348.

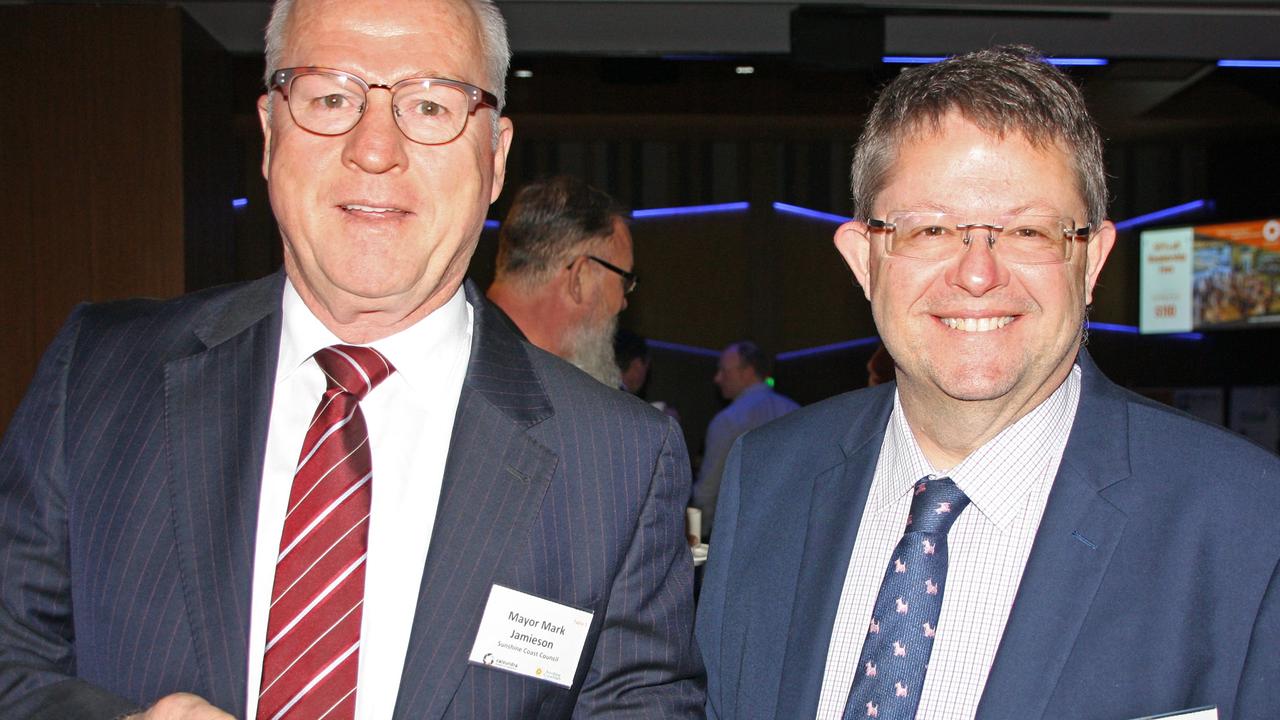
341;91;409;174
950;229;1006;296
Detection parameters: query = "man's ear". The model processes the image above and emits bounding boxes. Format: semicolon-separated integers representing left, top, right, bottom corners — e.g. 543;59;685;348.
489;117;514;204
257;94;273;180
564;255;587;304
834;220;874;300
1083;220;1117;305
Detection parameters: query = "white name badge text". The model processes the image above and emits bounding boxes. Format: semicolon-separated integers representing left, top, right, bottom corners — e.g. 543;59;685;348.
468;584;593;688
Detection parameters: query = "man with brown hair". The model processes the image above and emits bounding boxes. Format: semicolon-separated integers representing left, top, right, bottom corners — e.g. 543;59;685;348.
697;45;1280;719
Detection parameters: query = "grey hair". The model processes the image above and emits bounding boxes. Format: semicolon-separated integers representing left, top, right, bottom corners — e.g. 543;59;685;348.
495;176;628;289
850;45;1108;229
262;0;510;139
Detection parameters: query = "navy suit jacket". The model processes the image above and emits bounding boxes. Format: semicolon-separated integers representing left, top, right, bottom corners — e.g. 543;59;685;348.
697;352;1280;719
0;273;703;719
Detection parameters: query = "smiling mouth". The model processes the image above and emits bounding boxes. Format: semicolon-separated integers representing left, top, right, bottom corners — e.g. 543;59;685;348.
341;203;409;215
939;316;1014;332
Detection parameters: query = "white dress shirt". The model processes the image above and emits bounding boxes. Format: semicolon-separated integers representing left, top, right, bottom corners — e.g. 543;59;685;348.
245;280;473;720
815;366;1082;720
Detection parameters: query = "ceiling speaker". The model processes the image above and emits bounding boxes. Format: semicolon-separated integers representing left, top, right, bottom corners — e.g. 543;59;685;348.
791;7;885;71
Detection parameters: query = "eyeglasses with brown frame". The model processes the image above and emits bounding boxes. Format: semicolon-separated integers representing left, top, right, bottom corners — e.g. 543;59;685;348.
270;67;498;145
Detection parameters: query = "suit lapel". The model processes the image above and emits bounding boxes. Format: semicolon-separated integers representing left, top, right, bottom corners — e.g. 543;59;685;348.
393;282;557;720
163;273;284;715
774;390;894;718
976;353;1132;719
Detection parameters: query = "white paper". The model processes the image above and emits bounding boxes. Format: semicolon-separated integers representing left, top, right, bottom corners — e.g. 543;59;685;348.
468;584;594;688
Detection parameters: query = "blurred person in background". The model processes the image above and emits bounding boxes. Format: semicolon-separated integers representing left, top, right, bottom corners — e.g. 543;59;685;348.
865;342;896;387
690;341;798;541
615;328;651;394
487;175;635;386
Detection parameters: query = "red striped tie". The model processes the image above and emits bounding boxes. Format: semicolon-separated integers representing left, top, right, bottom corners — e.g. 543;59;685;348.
258;345;393;720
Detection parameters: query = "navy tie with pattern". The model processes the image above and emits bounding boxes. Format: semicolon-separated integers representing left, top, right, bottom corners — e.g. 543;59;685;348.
842;477;971;719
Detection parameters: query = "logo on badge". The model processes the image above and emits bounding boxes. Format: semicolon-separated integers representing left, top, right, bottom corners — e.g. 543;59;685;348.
483;653;494;665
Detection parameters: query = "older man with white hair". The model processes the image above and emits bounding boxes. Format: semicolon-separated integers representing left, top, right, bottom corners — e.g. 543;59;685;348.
0;1;703;718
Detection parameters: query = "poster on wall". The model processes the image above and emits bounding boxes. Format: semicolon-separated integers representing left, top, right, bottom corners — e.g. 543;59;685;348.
1140;218;1280;334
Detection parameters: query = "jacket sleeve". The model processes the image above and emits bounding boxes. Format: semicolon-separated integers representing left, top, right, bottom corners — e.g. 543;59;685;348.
693;437;745;720
0;307;140;719
571;415;706;718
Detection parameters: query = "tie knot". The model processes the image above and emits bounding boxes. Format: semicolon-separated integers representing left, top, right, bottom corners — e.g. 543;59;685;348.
906;477;970;535
314;345;394;400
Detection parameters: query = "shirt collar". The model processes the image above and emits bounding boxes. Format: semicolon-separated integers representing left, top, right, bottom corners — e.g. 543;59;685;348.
866;390;937;515
872;366;1082;530
734;381;770;401
276;278;472;392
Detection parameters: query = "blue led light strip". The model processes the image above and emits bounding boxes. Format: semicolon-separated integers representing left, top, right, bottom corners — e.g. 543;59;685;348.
647;339;721;357
1089;322;1139;335
773;202;852;224
231;197;248;208
631;201;750;219
1091;322;1203;341
1218;59;1280;69
883;56;1106;67
882;56;947;64
1114;199;1211;231
1043;57;1108;67
776;336;881;361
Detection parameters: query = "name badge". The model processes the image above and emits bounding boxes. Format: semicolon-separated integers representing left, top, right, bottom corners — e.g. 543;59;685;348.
468;584;594;687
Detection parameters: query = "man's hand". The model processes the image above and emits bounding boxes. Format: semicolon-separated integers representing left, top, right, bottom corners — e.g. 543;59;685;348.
125;693;235;720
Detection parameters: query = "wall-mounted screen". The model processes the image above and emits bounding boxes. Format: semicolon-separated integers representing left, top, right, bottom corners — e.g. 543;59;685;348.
1139;218;1280;333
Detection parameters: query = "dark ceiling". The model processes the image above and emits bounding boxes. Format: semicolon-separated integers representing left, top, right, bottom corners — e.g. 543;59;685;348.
168;0;1280;139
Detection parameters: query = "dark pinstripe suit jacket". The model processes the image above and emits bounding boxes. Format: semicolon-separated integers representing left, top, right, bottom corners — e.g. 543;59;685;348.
0;273;704;719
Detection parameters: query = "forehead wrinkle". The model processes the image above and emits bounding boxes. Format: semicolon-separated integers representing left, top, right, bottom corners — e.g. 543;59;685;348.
341;16;422;40
894;203;1073;218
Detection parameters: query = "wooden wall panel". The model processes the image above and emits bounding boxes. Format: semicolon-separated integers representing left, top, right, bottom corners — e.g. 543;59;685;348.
774;213;876;350
0;6;185;432
623;212;753;348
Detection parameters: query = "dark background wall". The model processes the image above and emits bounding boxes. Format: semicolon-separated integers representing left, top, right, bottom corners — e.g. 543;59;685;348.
3;4;1279;454
2;6;185;432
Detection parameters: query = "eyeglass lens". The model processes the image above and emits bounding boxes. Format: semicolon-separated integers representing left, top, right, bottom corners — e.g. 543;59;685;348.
885;212;1080;264
286;72;477;145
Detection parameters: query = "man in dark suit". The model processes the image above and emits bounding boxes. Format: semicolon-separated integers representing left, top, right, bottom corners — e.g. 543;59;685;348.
0;0;702;718
696;45;1280;719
